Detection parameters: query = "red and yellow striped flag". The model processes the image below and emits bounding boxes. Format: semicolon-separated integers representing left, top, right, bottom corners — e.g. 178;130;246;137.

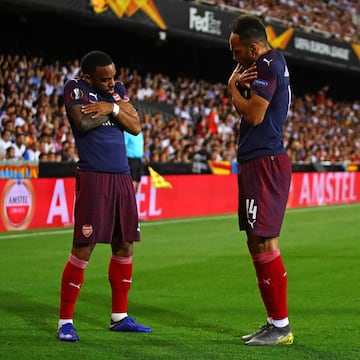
210;161;232;175
148;166;172;189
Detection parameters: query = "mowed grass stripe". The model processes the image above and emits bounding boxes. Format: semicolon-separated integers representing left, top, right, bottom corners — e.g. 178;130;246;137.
0;203;359;360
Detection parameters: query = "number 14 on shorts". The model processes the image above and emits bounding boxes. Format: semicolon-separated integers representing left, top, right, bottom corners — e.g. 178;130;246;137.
246;198;257;228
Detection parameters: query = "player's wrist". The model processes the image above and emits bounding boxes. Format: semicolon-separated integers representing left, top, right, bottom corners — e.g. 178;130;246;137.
235;81;250;99
112;103;120;117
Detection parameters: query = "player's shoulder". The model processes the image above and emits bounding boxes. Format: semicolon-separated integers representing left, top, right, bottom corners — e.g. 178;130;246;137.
114;80;126;93
258;50;285;73
63;78;87;92
63;78;90;103
114;81;129;101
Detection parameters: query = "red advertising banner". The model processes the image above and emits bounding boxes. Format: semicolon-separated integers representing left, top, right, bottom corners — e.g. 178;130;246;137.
288;172;360;207
0;172;359;231
0;178;75;231
137;174;238;220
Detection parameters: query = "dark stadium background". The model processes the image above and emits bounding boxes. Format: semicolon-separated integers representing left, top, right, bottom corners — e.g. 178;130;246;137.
1;5;358;102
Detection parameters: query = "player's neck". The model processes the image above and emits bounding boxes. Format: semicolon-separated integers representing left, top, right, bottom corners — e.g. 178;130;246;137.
257;45;272;59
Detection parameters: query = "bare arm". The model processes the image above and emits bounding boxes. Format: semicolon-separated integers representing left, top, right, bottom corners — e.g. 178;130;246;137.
228;64;269;127
113;101;141;135
78;100;141;135
69;104;109;132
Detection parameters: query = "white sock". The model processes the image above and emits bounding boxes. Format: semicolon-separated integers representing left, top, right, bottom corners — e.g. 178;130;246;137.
111;313;128;322
272;318;289;328
58;319;73;329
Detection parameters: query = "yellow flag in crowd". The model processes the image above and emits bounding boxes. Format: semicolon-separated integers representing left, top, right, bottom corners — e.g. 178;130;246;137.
210;161;232;175
148;166;172;189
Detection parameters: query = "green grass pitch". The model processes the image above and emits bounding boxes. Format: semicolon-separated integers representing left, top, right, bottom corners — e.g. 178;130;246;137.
0;203;359;360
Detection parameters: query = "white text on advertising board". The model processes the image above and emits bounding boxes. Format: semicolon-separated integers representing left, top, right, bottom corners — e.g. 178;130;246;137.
294;37;350;60
299;172;356;205
189;7;221;35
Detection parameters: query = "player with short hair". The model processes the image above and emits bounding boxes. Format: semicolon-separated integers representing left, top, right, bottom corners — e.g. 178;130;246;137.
228;15;294;345
57;50;152;342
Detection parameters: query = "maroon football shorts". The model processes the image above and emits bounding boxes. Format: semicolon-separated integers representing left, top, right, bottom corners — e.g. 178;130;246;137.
73;170;140;245
237;154;291;238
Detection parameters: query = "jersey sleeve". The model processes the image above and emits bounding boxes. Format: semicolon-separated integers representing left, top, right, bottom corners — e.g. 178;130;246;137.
114;82;130;102
251;55;283;102
63;78;90;109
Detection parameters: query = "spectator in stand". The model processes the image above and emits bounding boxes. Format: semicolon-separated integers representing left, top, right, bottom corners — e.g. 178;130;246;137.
12;132;26;160
61;142;78;162
136;80;154;101
5;145;16;161
0;129;13;158
54;132;64;153
25;141;41;161
47;151;61;162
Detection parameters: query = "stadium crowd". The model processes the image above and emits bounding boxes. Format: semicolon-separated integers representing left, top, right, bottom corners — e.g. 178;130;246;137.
194;0;360;43
0;53;359;170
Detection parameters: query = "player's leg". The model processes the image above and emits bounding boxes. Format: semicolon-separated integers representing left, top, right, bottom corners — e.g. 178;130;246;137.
108;174;151;333
244;235;293;345
58;171;106;341
238;155;293;345
109;241;133;324
57;244;95;341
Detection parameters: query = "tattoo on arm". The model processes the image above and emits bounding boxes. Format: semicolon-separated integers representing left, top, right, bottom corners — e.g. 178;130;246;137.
77;114;109;132
70;105;110;132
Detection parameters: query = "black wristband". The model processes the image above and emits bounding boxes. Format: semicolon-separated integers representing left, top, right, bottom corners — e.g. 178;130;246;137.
235;81;251;99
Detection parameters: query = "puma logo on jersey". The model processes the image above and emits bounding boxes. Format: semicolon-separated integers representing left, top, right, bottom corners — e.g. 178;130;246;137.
89;92;98;101
263;58;273;66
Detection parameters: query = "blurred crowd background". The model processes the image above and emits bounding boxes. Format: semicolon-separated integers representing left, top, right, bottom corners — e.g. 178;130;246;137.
1;53;359;168
196;0;360;43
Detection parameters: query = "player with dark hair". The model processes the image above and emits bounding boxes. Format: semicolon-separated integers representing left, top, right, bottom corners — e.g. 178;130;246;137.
57;50;152;342
228;16;294;345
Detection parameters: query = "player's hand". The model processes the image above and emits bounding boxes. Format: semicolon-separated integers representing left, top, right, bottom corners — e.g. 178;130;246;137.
235;63;257;90
228;63;243;87
118;100;138;118
81;101;114;118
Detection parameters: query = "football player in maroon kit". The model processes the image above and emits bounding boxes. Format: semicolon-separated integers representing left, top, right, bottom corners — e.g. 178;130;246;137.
57;51;151;341
228;15;294;346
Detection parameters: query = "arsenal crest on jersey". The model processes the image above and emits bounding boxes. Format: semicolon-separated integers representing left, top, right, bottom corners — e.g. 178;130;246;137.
82;224;93;238
112;93;121;101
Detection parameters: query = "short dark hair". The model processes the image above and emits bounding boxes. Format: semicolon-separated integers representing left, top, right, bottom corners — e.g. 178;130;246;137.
80;51;113;75
230;15;267;44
